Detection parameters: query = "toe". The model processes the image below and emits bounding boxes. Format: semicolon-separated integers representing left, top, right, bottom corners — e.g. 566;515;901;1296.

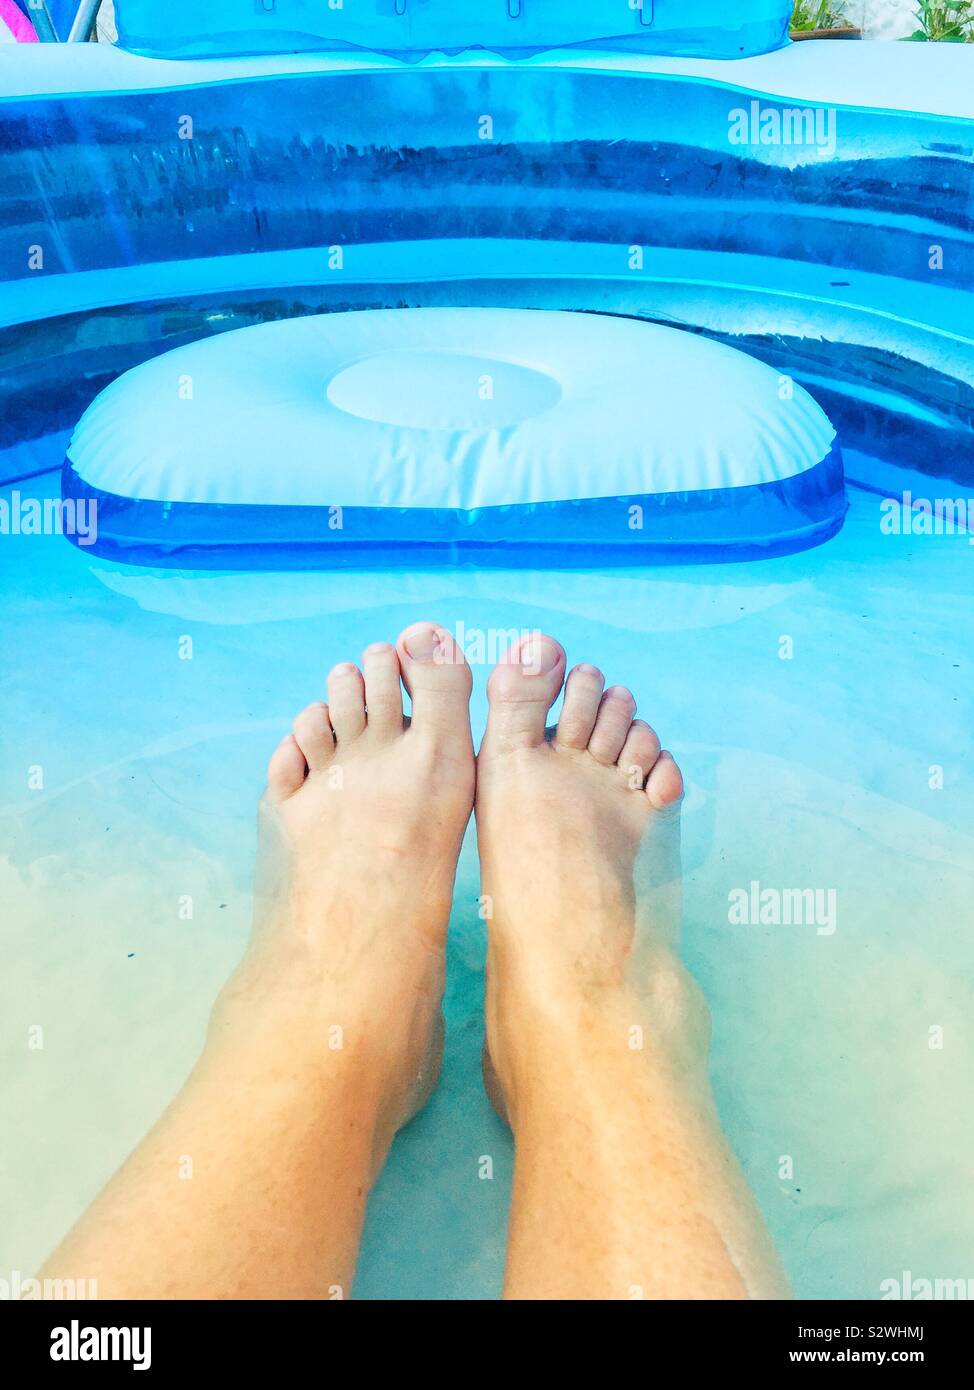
396;622;473;748
646;750;685;811
555;664;605;751
327;662;367;744
587;686;637;766
617;719;662;789
362;642;404;741
266;734;307;802
292;701;335;771
483;633;566;754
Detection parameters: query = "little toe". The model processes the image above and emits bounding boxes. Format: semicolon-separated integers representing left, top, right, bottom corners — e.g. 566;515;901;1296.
265;734;307;803
646;751;685;812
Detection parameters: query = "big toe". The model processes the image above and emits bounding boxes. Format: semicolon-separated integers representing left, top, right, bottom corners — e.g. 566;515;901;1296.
483;633;566;755
396;622;474;750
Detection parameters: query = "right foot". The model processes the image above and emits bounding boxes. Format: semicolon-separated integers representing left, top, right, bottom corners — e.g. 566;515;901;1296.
475;634;702;1123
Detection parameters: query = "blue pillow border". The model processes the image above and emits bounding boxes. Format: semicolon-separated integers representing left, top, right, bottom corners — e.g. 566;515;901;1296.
61;442;846;570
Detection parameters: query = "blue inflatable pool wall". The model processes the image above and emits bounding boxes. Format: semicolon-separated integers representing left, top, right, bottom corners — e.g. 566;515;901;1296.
1;9;972;567
114;0;796;61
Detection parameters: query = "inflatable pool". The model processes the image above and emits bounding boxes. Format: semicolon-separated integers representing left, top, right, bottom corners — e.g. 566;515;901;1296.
1;30;971;550
2;4;974;1308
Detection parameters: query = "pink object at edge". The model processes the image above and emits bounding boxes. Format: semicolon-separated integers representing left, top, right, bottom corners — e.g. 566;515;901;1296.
0;0;39;43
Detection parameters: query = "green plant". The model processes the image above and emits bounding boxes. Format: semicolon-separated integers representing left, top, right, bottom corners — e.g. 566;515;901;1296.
790;0;849;31
908;0;974;40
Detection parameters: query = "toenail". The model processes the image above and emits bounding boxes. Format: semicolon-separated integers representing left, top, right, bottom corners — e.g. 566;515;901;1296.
518;636;560;675
606;685;634;702
403;625;440;662
574;663;602;678
331;662;358;677
364;642;393;655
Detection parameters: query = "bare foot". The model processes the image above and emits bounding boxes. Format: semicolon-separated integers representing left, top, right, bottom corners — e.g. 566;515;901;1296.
475;636;789;1299
212;622;474;1165
474;634;699;1125
35;625;475;1301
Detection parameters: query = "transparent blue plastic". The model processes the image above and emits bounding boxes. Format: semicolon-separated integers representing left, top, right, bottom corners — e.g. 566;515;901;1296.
59;448;847;570
2;52;971;513
113;0;794;61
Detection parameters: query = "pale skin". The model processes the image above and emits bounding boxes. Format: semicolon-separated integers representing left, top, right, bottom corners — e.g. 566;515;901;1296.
38;622;789;1300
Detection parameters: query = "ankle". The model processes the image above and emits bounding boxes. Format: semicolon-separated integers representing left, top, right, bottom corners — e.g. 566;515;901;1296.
487;951;712;1125
214;937;445;1140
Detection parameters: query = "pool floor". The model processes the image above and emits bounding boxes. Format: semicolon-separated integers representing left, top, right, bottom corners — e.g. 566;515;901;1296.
1;473;972;1300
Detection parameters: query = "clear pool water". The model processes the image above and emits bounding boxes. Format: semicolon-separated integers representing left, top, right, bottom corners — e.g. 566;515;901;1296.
2;38;973;1302
1;465;972;1300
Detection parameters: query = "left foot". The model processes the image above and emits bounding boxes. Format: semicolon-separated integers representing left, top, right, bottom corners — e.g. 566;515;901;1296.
209;623;475;1164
